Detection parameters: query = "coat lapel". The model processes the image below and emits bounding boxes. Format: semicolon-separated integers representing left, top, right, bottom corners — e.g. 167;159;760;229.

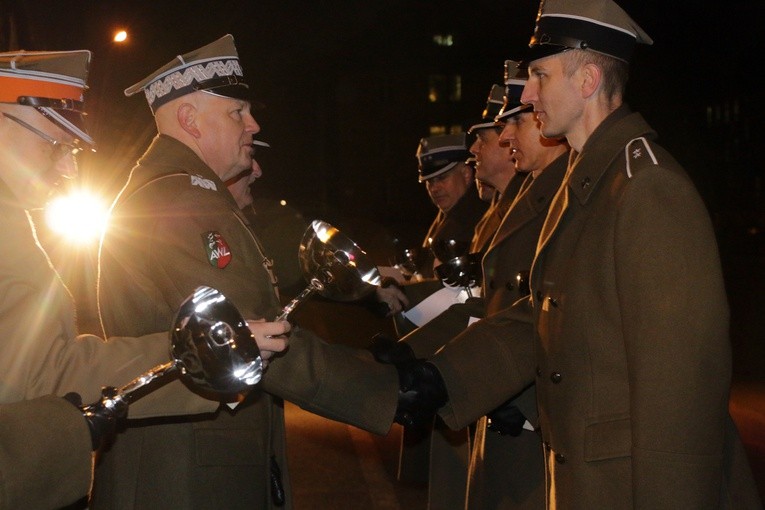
488;153;569;258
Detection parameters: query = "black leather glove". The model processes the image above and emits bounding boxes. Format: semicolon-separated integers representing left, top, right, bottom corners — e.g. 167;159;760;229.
487;399;527;436
369;333;415;364
65;387;128;451
394;360;448;428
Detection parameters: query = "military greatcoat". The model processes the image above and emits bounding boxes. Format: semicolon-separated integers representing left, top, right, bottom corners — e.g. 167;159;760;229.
96;135;398;509
0;179;218;417
470;173;523;256
432;106;762;509
395;186;489;337
420;185;487;278
0;395;93;510
0;170;220;508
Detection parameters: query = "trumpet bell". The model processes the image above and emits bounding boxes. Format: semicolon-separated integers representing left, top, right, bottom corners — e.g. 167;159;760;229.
171;286;263;395
298;219;381;302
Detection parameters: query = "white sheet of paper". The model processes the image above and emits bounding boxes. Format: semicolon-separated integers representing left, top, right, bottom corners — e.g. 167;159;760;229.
378;265;408;285
401;286;480;327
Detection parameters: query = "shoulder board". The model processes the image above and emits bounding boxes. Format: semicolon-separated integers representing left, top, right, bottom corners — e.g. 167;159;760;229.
624;137;659;179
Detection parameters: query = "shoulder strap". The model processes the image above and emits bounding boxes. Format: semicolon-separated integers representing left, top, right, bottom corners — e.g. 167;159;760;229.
624;136;659;179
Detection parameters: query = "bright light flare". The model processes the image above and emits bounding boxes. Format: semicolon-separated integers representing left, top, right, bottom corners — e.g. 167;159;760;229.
113;30;128;43
46;191;109;244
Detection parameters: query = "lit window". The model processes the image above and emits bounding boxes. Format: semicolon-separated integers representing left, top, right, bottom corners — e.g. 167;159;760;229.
429;75;446;103
433;34;454;47
428;74;462;103
429;125;447;136
450;75;462;102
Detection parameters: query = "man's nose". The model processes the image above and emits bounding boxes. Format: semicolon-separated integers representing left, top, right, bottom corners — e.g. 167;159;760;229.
469;138;480;156
520;83;535;106
245;112;260;134
498;124;513;148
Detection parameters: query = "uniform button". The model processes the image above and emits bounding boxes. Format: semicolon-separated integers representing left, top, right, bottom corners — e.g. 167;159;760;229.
536;290;543;301
581;176;591;189
550;372;562;384
555;453;566;464
516;271;530;297
548;297;559;308
505;281;514;291
536;366;542;377
543;441;551;451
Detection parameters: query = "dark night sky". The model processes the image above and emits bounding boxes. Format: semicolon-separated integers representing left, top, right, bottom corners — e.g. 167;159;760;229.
8;0;765;246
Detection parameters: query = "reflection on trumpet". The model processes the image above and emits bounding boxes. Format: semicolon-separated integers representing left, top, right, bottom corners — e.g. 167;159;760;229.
277;219;382;321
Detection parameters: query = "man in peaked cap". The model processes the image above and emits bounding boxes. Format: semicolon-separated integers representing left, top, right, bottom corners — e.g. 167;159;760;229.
0;49;94;207
516;0;760;506
97;34;401;509
417;133;487;278
396;0;762;508
0;49;231;508
468;84;523;255
389;133;486;340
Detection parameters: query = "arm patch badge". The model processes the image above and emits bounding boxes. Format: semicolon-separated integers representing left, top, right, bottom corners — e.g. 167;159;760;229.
202;231;232;268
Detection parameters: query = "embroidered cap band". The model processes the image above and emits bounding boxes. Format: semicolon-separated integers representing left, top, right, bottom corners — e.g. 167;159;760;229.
125;34;252;114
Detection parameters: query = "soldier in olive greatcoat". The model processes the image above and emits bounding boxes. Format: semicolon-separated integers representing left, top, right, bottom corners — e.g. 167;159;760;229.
406;0;763;507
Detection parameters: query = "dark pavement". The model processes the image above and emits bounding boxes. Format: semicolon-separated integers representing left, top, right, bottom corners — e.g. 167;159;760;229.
286;300;428;509
731;382;765;504
286;402;427;509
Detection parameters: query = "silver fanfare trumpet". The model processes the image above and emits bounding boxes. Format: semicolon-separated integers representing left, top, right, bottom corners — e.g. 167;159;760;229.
276;219;381;321
100;286;263;409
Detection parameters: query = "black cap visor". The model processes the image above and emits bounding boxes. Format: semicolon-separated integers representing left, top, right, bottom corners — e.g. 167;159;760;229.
194;76;263;110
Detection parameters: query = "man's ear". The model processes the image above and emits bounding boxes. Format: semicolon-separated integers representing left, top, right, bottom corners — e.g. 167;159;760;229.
581;63;602;99
177;103;201;138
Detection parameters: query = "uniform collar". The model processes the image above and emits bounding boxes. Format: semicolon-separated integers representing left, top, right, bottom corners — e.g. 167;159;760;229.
138;134;223;186
442;184;484;219
487;152;568;254
566;104;656;205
